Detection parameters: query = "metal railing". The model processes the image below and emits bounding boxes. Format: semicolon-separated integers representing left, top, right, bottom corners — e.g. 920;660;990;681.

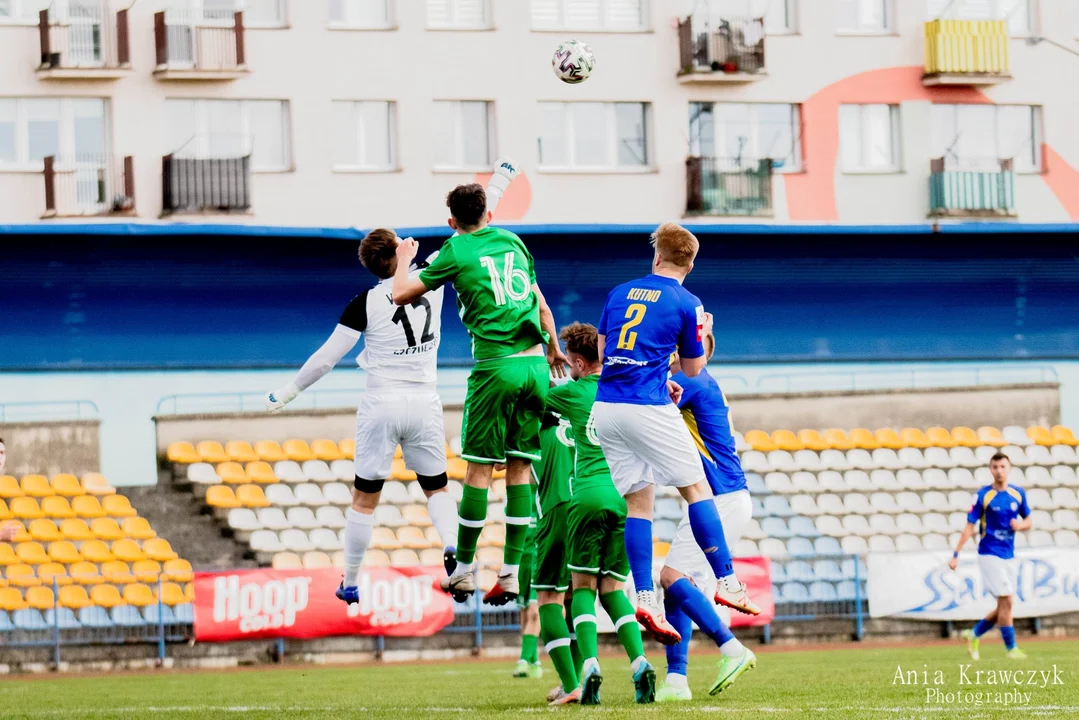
43;155;134;218
686;157;773;216
0;400;99;423
153;9;246;72
162;154;251;214
753;363;1058;395
678;15;765;75
38;7;129;70
766;554;866;641
924;18;1010;76
930;156;1015;216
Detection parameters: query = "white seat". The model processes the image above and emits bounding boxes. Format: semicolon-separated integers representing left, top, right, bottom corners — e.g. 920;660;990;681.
1025;466;1052;488
323;483;352;505
1003;426;1032;446
949;468;978;490
847;449;877;470
266;484;300;508
922;533;949;550
872;448;902;470
1053;509;1079;530
842;514;871;537
1052;487;1079;510
273;461;306;483
817;471;845;492
843;493;872;515
286;506;319;530
948;512;970;531
924;447;955;469
793;450;822;471
1029;510;1056;531
844;470;872;491
922;491;949;511
765;472;793;494
227;508;261;531
895;534;922;552
1027;487;1053;509
973;466;993;486
187;463;220;485
1028;530;1053;547
734;539;758;556
733;431;748;452
249;529;283;552
1051;445;1078;465
374;505;406;527
315;505;346;529
758;538;788;558
382;481;410;504
302;460;334;483
487;504;506;524
1001;445;1031;466
1026;445;1052;466
896;513;923;534
820;449;851;471
790;495;819;516
447;481;464;501
870;470;901;491
408;482;428;503
841;535;868;554
870;492;899;514
280;528;314;553
791;472;819;494
974;445;999;464
294;483;326;507
1052;465;1079;487
922;468;950;489
896;491;924;512
868;535;896;552
897;469;927;491
950;447;979;468
1009;467;1027;485
948;490;974;512
817;493;845;515
815;515;844;537
897;448;928;469
767;451;798;472
869;514;897;535
310;527;344;551
740;451;771;473
257;507;292;530
331;459;355;482
1055;530;1079;547
922;513;949;534
742;519;765;540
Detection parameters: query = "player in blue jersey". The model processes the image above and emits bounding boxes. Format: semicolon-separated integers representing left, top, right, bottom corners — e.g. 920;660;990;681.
949;452;1032;660
656;329;757;701
592;223;758;646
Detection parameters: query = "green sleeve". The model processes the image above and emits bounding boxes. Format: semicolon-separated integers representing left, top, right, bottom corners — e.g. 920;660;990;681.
418;242;458;291
545;383;573;416
524;245;538;285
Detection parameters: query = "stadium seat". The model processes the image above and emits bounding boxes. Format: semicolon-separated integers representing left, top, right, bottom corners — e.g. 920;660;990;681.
266;484;299;507
390;458;417;482
80;540;114;563
949;468;978;490
50;474;85;498
900;428;930;449
331;460;356;483
228;508;262;536
257;441;288;463
103;495;136;518
849;428;878;450
225;441;259;463
771;430;803;451
236;484;271;508
14;608;48;629
842;470;870;491
0;475;24;500
785;560;813;581
381;481;409;505
1025;488;1051;509
950;427;979;448
925;427;954;448
814;536;842;555
894;470;924;491
294;484;326;507
6;564;40;587
1026;445;1052;466
790;495;818;517
874;428;903;450
745;473;767;495
761;517;790;539
196;441;229;464
0;499;11;521
820;450;851;471
813;559;843;581
655;498;682;520
16;541;49;565
390;549;421;566
90;517;124;540
1053;488;1079;510
167;442;199;464
338;439;356;458
42;496;75;519
758;538;787;558
734;539;758;557
924;447;955;469
867;535;895;552
1052;426;1078;446
744;430;776;452
870;493;899;514
743;519;765;540
111;605;146;626
374;505;406;527
26;586;54;610
1056;530;1079;547
765;472;793;495
895;491;924;513
187;463;220;486
789;516;819;538
315;506;346;529
975;445;1001;465
872;449;902;471
1051;444;1078;465
283;439;314;462
739;451;770;473
79;606;114;628
1028;530;1053;547
0;587;26;611
216;462;247;484
122;517;156;540
286;507;319;530
791;472;819;495
47;540;82;564
175;602;194;623
163;559;193;583
302;461;334;484
90;584;124;608
813;473;841;494
814;515;843;537
1031;509;1057;530
652;520;677;543
407;482;427;504
763;495;794;517
816;493;844;516
302;551;332;569
21;475;54;498
896;533;923;551
1026;466;1051;488
113;539;146;562
123;583;157;607
1053;465;1079;487
870;470;900;491
143;604;178;625
11;497;43;520
28;519;61;543
868;514;898;535
133;560;162;583
1027;426;1053;446
145;539;178;562
250;530;283;554
159;582;186;606
823;429;854;450
1001;425;1031;446
58;583;92;609
273;552;303;569
781;582;809;602
798;429;828;451
810;581;838;601
841;515;871;537
950;447;979;468
280;529;314;553
751;497;765;518
1054;509;1079;530
359;550;389;568
418;548;442;566
311;439;343;462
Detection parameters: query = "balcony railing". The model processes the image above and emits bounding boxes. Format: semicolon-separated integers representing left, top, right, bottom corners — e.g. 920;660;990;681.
678;15;765;82
686;157;773;216
162;154;251;214
153;10;246;79
929;157;1016;217
42;155;135;218
37;7;130;77
923;19;1010;85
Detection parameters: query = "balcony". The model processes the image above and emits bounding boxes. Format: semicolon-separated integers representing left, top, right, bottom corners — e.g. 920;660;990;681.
923;19;1011;86
153;10;247;80
36;7;131;80
929;158;1016;218
677;15;766;84
686;157;773;217
42;155;135;218
162;154;251;215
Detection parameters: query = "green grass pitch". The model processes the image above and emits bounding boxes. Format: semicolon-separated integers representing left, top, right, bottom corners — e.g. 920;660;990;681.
1;638;1077;719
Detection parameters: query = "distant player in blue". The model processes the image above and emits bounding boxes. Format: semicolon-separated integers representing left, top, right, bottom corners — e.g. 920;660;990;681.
950;452;1033;660
656;329;756;701
592;223;759;648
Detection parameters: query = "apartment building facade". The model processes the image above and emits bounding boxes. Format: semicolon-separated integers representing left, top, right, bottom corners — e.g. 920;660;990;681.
0;0;1077;227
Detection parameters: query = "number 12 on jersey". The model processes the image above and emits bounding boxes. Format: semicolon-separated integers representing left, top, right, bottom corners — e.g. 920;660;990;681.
481;253;531;307
616;303;647;350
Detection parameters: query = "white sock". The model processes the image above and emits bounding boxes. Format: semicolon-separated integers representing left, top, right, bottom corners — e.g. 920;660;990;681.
344;508;374;587
501;563;519;577
584;657;600;674
426;490;459;549
666;673;688;689
630;656;646;674
720;638;746;657
720;574;742;594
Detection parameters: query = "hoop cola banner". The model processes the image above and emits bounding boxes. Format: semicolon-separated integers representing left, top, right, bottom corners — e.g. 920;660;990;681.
193;567;454;641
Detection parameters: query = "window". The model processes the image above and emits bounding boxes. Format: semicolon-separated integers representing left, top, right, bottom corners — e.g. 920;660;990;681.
837;0;891;33
329;0;392;28
0;0;48;24
927;0;1031;35
531;0;646;31
333;101;396;170
0;97;107;169
839;104;900;172
167;0;286;27
930;104;1041;172
427;0;489;29
433;101;493;169
241;0;287;27
537;102;649;170
689;103;802;172
705;0;796;33
165;99;291;171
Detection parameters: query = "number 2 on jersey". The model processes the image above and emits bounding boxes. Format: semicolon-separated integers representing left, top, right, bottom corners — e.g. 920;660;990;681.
480;253;531;307
617;303;647;350
392;298;435;348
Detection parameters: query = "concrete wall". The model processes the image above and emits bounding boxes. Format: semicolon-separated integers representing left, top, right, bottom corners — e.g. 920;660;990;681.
0;420;100;478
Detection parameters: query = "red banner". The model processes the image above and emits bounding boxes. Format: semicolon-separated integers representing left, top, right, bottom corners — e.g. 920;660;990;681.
730;557;774;628
193;566;455;642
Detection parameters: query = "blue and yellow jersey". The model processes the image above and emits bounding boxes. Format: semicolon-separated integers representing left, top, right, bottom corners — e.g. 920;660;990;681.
966;484;1031;560
596;275;705;406
671;368;747;496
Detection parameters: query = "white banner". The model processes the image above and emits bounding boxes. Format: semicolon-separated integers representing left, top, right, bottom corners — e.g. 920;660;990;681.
868;548;1079;620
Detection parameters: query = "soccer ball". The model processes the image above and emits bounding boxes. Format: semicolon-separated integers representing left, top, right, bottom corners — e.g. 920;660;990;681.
552;39;596;84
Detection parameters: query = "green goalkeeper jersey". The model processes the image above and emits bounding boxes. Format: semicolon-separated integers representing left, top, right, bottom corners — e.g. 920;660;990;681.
545;374;613;496
418;226;548;360
532;414;574;515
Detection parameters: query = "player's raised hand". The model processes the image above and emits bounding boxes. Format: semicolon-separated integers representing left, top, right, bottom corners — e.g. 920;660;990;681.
264;383;299;414
396;236;419;264
547;343;569;379
702;311;714;337
667;379;683;405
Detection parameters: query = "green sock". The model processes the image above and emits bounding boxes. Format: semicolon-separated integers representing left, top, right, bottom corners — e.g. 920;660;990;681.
457;484;488;565
539;603;578;692
565;599;584;676
503;483;532;566
601;589;645;662
520;633;537;663
572;587;599;661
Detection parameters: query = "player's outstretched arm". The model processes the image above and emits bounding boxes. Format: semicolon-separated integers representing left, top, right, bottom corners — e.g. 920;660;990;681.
948;522;976;570
392;238;428;305
534;284;567;378
264;325;360;413
485;157;520;217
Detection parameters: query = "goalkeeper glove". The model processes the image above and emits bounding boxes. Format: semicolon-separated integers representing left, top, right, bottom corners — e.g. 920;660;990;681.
264;382;300;414
486;156;520;214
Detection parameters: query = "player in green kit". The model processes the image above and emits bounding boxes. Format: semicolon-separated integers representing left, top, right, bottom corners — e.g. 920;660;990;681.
513;478;542;680
545;323;656;706
393;179;567;606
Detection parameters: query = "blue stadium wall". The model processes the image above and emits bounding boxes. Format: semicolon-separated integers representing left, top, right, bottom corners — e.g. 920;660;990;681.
2;223;1079;370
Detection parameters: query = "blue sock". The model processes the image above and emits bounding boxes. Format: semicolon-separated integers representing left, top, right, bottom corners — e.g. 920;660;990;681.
624;517;654;593
973;618;994;637
663;590;692;676
687;499;734;578
1000;625;1016;650
666;577;735;647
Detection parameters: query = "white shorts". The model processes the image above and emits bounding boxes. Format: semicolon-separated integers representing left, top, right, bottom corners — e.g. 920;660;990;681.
664;490;752;591
592;401;706;496
979;554;1018;598
354;389;446;480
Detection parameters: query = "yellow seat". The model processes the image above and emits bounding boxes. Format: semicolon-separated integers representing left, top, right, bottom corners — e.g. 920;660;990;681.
926;427;955;448
874;428;903;450
272;552;302;570
38;562;73;587
1052;425;1078;446
123;583;156;607
0;476;25;499
402;505;431;527
901;428;930;448
822;428;853;450
196;441;229;464
951;427;979;448
145;538;178;562
6;564;40;588
90;584;123;608
48;540;83;564
363;549;390;567
21;475;55;498
311;439;343;461
419;547;444;566
796;429;828;451
80;540;114;563
133;560;162;583
743;430;777;452
0;587;27;611
424;526;442;547
245;461;278;484
50;474;85;497
1027;426;1053;446
390;458;417;481
59;584;92;609
113;539;146;562
90;517;125;541
163;558;193;583
394;445;404;459
653;541;671;558
10;497;43;520
159;581;186;606
80;473;115;496
72;495;106;519
976;426;1006;447
101;560;134;584
102;495;136;518
371;527;402;550
60;518;94;541
25;586;55;610
15;542;49;564
68;561;102;585
398;526;430;549
184;583;194;602
235;484;270;508
444;442;455;459
301;551;332;569
41;496;75;519
225;440;259;463
771;429;803;452
166;441;199;464
848;428;879;449
0;544;20;566
447;458;467;480
216;462;248;485
122;517;156;540
28;519;62;543
338;439;355;459
0;500;11;522
283;439;314;462
206;485;240;509
255;440;287;462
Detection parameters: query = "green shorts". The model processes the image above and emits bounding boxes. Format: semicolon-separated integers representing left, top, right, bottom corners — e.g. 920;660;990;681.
460;355;549;464
516;519;539;609
567;483;630;581
532;502;570;593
